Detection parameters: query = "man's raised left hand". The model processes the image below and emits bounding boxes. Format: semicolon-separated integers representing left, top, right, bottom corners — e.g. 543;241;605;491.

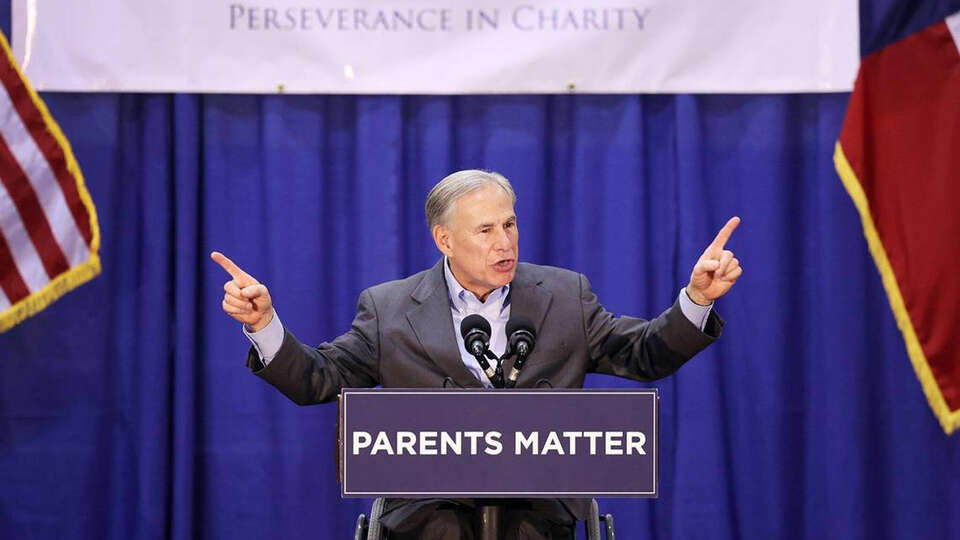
686;216;743;306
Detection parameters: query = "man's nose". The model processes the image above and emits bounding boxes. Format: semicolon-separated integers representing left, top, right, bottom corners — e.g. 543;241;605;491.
493;227;512;250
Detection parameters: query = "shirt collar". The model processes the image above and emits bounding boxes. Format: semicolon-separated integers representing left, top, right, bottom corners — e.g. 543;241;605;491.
443;257;510;314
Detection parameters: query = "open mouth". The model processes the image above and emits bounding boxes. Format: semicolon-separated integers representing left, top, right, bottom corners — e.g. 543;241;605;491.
493;259;515;272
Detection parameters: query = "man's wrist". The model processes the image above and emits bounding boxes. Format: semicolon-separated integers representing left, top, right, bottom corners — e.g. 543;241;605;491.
245;309;275;333
684;285;712;307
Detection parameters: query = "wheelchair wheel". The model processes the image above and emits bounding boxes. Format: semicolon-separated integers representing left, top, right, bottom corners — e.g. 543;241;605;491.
366;498;386;540
585;499;602;540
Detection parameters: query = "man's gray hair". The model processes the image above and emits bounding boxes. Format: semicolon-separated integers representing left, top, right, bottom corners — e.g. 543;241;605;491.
424;169;516;229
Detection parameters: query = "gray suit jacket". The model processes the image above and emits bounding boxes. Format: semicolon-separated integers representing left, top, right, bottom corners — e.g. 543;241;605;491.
246;259;723;521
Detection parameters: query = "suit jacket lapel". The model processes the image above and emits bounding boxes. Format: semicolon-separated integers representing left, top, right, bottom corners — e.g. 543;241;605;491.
406;259;484;388
503;263;553;384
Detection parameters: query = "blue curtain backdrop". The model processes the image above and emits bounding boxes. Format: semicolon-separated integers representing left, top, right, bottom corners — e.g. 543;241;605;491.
2;1;960;539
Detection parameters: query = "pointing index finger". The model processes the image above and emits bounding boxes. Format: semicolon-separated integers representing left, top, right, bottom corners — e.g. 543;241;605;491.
210;251;245;280
709;216;741;251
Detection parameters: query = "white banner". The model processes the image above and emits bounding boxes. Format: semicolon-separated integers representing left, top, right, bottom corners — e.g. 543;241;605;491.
11;0;858;94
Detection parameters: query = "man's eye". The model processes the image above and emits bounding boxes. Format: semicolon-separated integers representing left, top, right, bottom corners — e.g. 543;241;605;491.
480;228;491;234
505;222;515;229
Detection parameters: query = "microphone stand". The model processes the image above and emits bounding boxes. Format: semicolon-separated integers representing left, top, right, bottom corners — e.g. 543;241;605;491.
476;353;505;537
485;350;504;388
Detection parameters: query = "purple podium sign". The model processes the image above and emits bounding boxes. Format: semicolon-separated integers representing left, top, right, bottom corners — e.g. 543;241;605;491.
339;389;658;498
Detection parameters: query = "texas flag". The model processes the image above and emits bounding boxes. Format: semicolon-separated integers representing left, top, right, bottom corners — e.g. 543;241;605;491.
835;12;960;434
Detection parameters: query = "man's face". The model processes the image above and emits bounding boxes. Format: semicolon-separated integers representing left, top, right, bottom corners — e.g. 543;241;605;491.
434;184;518;300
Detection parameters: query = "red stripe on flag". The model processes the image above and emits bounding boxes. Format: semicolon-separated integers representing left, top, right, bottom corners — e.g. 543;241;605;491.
839;21;960;415
0;228;31;304
0;56;93;247
0;135;70;280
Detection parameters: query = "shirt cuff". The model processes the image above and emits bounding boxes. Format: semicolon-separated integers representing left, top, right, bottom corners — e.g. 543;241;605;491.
243;312;284;365
678;288;712;331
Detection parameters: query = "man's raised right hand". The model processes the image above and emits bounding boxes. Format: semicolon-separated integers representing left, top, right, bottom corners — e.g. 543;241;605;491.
211;251;274;332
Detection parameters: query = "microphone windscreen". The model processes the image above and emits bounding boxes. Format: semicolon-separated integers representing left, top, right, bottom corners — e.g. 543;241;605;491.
506;315;536;339
460;313;491;338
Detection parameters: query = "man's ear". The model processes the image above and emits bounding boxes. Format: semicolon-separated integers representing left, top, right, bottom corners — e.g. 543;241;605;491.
432;224;453;257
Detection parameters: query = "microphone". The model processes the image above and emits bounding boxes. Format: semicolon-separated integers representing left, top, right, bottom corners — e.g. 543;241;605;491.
460;314;498;383
504;316;537;387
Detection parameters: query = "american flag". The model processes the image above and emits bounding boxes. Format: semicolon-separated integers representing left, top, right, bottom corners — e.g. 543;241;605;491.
0;33;100;332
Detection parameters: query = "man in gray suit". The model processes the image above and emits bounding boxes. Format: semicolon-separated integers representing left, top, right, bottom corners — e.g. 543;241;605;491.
212;170;742;539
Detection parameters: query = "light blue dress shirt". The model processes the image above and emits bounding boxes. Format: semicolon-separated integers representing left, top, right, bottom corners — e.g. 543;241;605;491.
442;258;511;387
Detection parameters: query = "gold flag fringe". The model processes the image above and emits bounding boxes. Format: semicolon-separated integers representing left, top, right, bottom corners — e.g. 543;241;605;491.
834;142;959;435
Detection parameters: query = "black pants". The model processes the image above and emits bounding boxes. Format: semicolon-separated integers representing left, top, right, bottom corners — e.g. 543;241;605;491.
382;498;576;540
